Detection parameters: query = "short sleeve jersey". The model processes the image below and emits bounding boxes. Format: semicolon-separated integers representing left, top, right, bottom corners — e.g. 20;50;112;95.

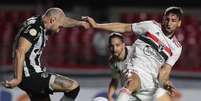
12;16;48;77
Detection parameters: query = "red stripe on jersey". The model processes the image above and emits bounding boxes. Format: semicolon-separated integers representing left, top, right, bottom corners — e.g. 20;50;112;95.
146;32;172;56
146;32;160;44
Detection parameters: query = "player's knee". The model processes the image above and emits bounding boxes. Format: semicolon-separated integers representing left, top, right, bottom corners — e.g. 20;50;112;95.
63;79;79;91
64;86;80;100
126;73;141;91
70;80;79;90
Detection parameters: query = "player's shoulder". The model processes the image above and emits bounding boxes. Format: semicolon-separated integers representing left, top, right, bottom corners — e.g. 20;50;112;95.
137;20;161;28
145;20;161;28
23;16;42;30
126;46;133;53
21;16;42;36
25;16;39;25
126;45;135;58
151;20;161;28
172;35;182;48
139;20;159;24
138;20;153;24
126;46;131;50
171;36;182;55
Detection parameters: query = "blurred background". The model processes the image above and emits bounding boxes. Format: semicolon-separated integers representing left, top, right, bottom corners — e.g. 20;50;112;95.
0;0;201;101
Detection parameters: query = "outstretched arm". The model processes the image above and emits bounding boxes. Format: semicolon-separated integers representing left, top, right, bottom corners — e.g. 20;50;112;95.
63;17;90;29
3;37;31;88
83;16;132;33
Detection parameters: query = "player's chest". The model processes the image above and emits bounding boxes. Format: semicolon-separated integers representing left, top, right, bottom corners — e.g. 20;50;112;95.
146;29;178;52
113;60;129;72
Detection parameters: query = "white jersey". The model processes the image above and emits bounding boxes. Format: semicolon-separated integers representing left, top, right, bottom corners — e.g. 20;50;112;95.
109;46;168;101
109;46;134;86
130;20;182;78
109;21;182;101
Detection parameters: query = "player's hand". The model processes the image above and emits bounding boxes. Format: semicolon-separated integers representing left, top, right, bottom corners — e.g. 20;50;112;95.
167;86;182;101
80;21;90;29
2;79;21;88
169;87;182;99
82;16;97;28
164;82;182;99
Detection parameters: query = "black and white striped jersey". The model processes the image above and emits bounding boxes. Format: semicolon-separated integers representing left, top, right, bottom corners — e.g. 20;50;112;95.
13;16;48;77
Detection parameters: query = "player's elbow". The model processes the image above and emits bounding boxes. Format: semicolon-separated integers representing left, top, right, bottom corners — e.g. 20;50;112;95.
15;49;26;58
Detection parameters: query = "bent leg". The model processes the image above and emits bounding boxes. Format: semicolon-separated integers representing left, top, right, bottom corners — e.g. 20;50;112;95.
116;72;141;101
50;74;80;101
18;72;55;101
125;72;141;92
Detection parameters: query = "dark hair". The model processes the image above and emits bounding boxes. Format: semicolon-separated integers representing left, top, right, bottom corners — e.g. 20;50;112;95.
164;6;183;20
108;32;124;44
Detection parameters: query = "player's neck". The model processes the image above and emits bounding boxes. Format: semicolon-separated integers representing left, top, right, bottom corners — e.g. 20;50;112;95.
162;27;174;39
164;31;174;39
167;33;174;39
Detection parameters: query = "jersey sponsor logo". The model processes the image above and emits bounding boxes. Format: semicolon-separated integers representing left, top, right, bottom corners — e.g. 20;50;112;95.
143;45;164;63
29;28;37;36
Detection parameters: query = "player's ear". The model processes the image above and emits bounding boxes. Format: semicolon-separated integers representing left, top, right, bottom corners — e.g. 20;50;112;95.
50;17;56;24
177;20;181;27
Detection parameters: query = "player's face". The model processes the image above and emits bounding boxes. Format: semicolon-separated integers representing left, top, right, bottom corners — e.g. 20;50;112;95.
162;13;181;34
109;37;125;58
50;16;64;32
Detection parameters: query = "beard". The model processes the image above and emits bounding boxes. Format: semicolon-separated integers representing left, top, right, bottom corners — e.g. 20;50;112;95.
46;30;55;35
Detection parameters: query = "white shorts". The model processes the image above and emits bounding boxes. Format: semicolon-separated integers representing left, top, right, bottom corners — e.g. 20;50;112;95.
126;61;166;101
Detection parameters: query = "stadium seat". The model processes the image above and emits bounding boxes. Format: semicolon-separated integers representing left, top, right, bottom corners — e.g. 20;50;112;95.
79;28;96;64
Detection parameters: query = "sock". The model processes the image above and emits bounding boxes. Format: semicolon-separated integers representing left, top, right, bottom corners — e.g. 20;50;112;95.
60;86;80;101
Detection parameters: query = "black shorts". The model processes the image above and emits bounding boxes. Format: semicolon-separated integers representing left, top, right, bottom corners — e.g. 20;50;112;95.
18;72;55;99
